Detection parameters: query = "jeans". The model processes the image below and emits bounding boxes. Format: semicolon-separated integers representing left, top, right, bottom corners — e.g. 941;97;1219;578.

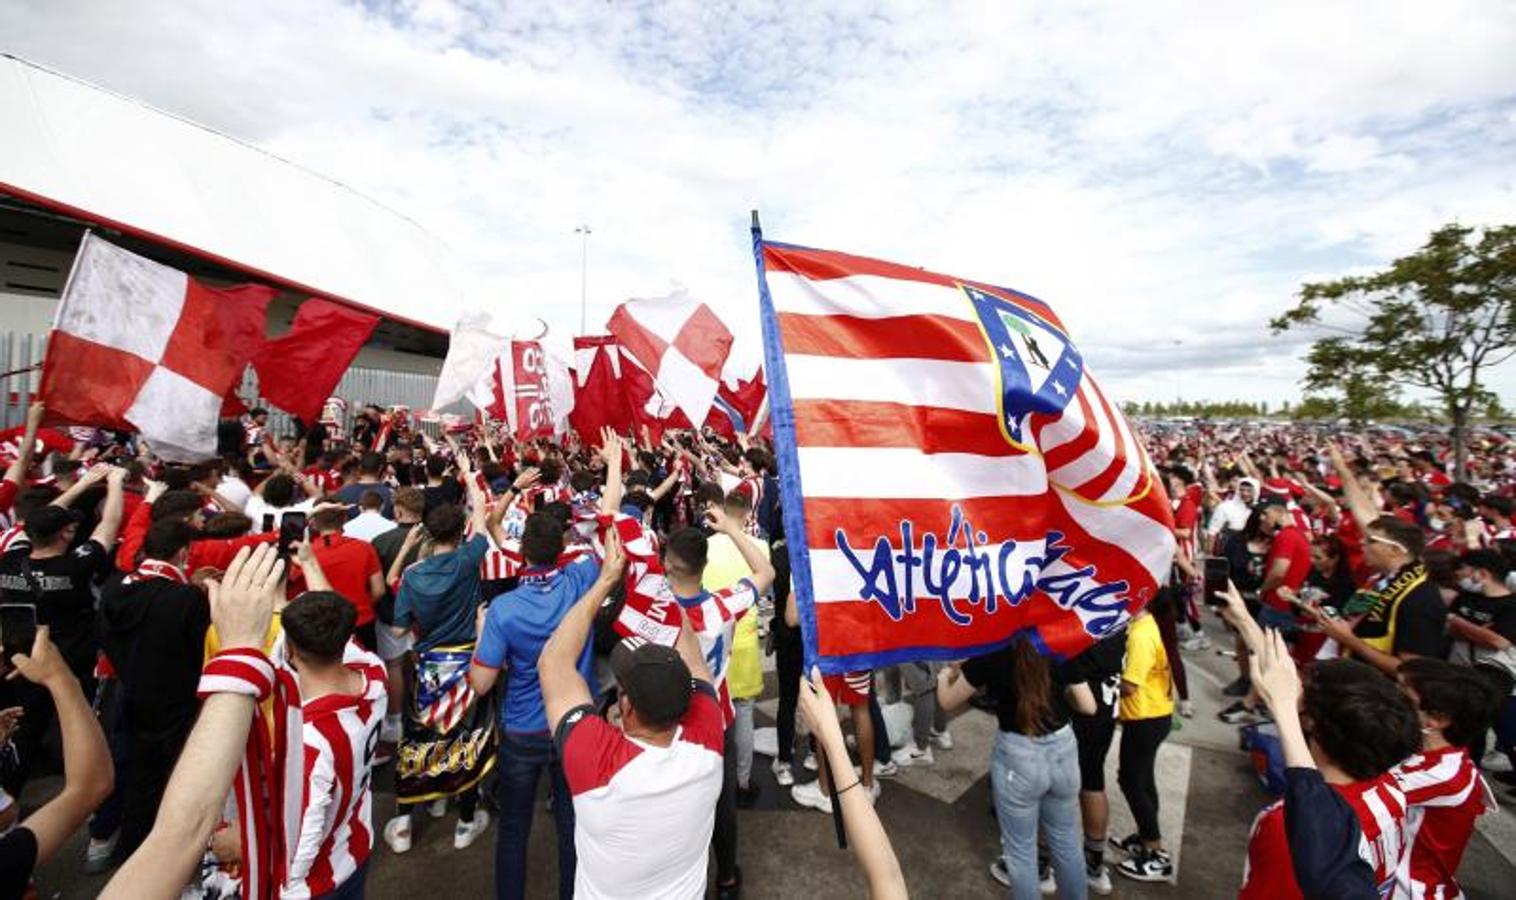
1118;717;1170;843
901;662;946;747
733;698;755;787
991;726;1086;900
494;732;574;900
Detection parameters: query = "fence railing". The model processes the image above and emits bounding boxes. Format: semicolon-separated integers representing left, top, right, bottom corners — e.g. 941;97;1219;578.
0;331;450;440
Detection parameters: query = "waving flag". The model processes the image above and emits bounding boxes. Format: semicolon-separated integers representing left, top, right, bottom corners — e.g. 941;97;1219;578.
752;228;1174;671
606;292;734;426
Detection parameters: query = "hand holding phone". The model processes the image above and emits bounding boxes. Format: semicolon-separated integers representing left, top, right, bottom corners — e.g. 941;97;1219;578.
1202;557;1230;605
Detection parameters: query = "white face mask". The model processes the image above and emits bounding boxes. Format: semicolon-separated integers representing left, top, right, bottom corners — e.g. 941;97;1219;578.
1427;517;1448;533
1459;576;1483;593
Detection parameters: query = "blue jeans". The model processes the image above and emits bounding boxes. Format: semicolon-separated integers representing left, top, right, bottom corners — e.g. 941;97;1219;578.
495;732;575;900
991;726;1086;900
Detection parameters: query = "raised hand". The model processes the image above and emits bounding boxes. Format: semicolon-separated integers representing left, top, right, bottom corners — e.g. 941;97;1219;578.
206;544;283;651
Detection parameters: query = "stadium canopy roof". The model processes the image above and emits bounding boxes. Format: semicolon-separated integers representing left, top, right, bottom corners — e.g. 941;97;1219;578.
0;53;455;337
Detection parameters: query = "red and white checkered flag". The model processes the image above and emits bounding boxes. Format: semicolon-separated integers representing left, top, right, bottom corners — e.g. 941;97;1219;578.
39;234;274;461
606;292;734;427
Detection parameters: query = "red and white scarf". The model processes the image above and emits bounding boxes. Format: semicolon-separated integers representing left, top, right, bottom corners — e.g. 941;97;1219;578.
122;559;188;585
600;512;683;646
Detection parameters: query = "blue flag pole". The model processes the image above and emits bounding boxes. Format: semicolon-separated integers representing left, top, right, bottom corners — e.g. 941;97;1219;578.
749;210;845;848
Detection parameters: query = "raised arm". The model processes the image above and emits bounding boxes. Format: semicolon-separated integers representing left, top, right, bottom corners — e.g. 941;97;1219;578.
598;429;624;515
51;462;109;509
539;532;626;732
2;402;44;494
89;467;127;547
798;666;908;900
1328;443;1377;533
102;544;281;899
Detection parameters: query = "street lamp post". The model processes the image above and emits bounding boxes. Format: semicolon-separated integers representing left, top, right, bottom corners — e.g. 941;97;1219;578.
575;225;591;334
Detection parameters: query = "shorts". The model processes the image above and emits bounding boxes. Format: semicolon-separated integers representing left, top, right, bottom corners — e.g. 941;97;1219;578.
376;624;415;662
823;671;872;706
1071;708;1118;791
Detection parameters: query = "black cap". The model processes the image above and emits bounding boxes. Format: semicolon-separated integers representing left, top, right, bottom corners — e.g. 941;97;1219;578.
1253;496;1288;513
24;505;83;542
611;638;692;727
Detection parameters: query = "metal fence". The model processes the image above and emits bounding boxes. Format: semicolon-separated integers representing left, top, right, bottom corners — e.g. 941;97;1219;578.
0;330;450;438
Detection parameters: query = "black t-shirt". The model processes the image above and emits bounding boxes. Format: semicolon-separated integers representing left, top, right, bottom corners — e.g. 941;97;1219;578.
0;826;37;900
1451;591;1516;640
961;644;1078;735
0;541;111;677
422;480;462;515
371;523;422;625
1064;634;1126;718
1222;531;1268;596
1352;565;1448;659
100;577;211;736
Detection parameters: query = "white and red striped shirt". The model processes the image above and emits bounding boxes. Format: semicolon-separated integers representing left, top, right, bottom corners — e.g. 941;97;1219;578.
1393;746;1495;900
1241;771;1407;899
282;646;387;899
677;578;759;727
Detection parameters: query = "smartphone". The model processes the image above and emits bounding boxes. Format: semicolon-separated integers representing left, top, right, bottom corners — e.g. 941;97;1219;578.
261;513;276;534
0;603;38;663
1202;557;1230;605
278;512;308;556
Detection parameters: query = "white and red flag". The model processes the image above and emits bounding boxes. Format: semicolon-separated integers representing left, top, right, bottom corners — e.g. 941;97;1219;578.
753;233;1174;671
606;292;734;427
39;234;274;462
471;341;557;440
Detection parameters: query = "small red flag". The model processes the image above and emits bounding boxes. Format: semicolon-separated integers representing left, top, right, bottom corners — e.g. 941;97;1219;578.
253;299;378;423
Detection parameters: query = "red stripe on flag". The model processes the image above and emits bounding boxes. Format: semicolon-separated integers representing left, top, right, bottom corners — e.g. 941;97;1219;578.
1065;383;1130;499
793;399;1022;456
1039;387;1102;472
777;312;989;363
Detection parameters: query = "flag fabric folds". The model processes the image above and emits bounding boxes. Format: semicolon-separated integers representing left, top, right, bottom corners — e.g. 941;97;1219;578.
40;234;274;462
569;336;635;443
253;298;378;423
432;315;511;412
606;292;734;427
752;234;1175;672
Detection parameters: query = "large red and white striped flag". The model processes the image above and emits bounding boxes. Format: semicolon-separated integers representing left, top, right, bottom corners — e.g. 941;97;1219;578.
39;234;274;461
753;235;1174;670
606;292;734;427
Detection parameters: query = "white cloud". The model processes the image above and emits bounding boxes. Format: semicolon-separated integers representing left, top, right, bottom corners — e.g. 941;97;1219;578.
3;0;1516;404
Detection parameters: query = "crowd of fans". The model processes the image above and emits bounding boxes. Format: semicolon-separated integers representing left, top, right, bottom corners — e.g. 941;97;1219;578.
0;400;1511;899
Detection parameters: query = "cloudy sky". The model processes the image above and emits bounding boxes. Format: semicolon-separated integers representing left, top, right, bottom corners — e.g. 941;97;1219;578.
5;0;1516;405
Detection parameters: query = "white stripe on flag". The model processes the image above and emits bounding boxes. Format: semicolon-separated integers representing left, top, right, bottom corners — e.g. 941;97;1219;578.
767;271;977;322
1056;489;1174;584
796;446;1046;499
1046;386;1120;489
785;355;995;414
808;538;1052;604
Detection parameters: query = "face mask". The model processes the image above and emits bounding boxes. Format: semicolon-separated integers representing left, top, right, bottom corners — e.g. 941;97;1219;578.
1459;576;1483;593
1427;517;1447;533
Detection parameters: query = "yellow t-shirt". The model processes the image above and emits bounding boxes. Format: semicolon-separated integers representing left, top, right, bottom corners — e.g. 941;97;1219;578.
703;533;768;701
204;612;285;725
1119;614;1173;721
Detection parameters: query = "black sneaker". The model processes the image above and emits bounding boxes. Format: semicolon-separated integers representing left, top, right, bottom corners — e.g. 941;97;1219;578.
1109;834;1171;862
1218;701;1264;725
1222;677;1252;698
1117;848;1174;883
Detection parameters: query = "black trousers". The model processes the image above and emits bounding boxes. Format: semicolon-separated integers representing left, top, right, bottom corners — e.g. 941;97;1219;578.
713;725;738;883
115;724;191;861
1117;716;1170;843
774;632;803;764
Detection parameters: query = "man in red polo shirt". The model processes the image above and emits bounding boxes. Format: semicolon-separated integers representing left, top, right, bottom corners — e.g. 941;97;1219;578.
307;506;385;650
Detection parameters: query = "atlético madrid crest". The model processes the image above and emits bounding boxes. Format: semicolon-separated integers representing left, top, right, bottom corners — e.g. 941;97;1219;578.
960;284;1085;446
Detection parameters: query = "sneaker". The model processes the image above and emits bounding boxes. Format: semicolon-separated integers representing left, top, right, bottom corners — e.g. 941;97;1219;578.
874;760;900;779
803;752;818;772
772;760;795;787
716;865;742;900
868;780;881;802
1117;848;1174;882
896;742;935;767
453;810;491;849
383;815;413;854
1218;700;1264;725
428;797;448;818
1180;632;1212;652
1222;677;1252;698
83;833;117;875
1177;699;1195;719
1109;834;1171;862
381;714;402;744
989;859;1010;887
790;779;832;814
929;727;954;751
1038;861;1056;894
1087;864;1114;895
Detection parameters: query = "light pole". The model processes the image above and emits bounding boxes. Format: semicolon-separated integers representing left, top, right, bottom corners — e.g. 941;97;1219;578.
575;225;591;334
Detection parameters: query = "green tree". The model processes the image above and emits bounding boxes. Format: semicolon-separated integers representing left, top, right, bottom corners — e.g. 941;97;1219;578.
1273;223;1516;479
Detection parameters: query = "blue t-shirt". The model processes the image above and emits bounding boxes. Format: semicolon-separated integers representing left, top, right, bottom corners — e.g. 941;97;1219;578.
394;534;489;651
473;556;601;734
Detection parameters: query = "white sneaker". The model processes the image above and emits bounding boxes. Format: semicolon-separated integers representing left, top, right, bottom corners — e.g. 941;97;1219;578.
1177;699;1195;719
802;752;818;772
428;797;448;819
383;815;413;854
790;780;833;814
772;760;795;786
1483;749;1513;773
83;833;117;874
454;810;491;849
929;728;953;751
1039;868;1057;894
896;742;934;767
1088;864;1114;895
874;759;899;779
868;780;881;801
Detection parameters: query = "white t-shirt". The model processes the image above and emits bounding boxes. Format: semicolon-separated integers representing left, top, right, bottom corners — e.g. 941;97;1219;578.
342;511;394;543
244;495;317;533
557;684;725;900
217;475;252;513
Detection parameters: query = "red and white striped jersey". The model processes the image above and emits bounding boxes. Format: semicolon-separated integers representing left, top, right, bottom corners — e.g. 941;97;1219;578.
281;646;387;899
1241;771;1408;899
1393;746;1496;900
678;578;760;727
